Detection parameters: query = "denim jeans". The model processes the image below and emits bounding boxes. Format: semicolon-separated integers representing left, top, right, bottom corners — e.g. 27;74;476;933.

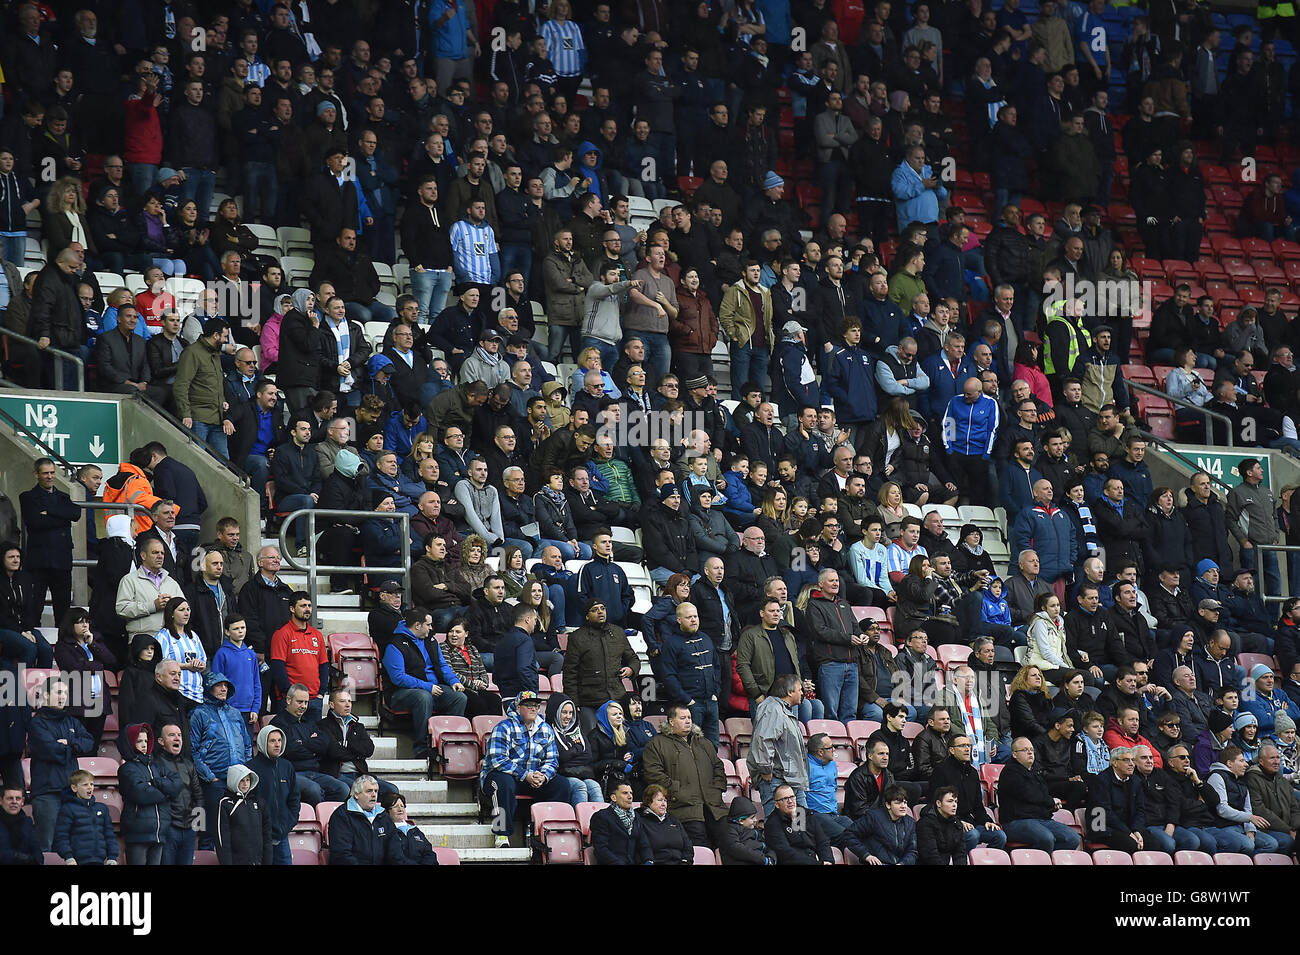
817;661;858;724
344;300;397;326
126;163;158;198
151;256;188;275
1145;825;1210;855
294;771;350;805
276;493;316;548
190;419;229;459
0;233;26;268
244;453;270;505
0;628;55;668
729;341;770;399
548;324;581;364
756;774;807;817
581;337;620;372
126;842;163;865
243;161;278;221
537;540;592;560
688;697;720;746
859;701;918;722
796;697;826;724
430;607;460;632
33;793;61;850
503;538;535;560
180;168;216;221
391;685;468;756
500;245;533;294
565;776;604;806
161;826;195;865
1002;817;1081;851
964;825;1008;851
637;332;672;380
1212;825;1278;855
273;838;292;865
411;267;454;324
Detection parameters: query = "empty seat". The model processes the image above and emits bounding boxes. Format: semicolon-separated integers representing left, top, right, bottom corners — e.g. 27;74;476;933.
693;845;718;864
1253;852;1294;865
316;801;343;840
1092;849;1133;865
1051;849;1093;865
428;716;479;778
433;847;461;864
576;801;604;838
1010;848;1052;865
329;633;381;696
291;848;321;865
1133;850;1174;865
1212;852;1254;865
968;847;1011;864
1174;850;1214;865
531;802;583;864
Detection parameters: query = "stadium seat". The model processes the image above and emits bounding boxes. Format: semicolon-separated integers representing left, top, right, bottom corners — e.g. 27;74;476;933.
1236;652;1278;674
530;802;583;864
473;715;506;749
433;847;461;864
428;716;480;778
576;801;603;838
1212;852;1254;865
901;721;924;740
725;718;753;758
1133;850;1173;865
969;847;1011;864
291;848;320;865
1010;848;1052;865
193;850;219;865
805;719;853;760
328;632;380;697
79;757;120;789
288;831;322;852
937;645;971;670
1174;850;1215;865
847;720;880;759
317;801;343;840
1051;850;1093;865
1092;849;1133;865
693;845;718;864
1253;853;1294;865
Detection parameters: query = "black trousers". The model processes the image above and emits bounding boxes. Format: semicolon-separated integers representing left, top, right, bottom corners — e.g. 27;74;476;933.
949;453;991;505
30;567;72;626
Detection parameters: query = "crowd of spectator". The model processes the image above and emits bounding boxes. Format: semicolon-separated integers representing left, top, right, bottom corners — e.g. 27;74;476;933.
5;0;1300;865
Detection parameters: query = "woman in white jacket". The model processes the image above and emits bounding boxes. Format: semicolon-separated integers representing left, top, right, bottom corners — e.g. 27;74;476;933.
1026;591;1074;682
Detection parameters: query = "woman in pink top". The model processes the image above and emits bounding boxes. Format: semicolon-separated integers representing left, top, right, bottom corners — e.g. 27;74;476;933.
1013;339;1053;407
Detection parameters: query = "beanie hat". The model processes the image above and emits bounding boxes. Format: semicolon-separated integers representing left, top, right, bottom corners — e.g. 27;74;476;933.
1274;712;1296;735
1234;712;1258;732
1196;558;1218;577
334;448;360;479
1250;664;1274;682
762;171;784;190
1208;710;1234;734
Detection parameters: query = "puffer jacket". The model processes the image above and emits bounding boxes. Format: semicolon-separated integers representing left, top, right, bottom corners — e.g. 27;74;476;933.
28;260;85;350
52;790;116;864
844;805;918;865
189;672;253;784
117;723;182;845
561;622;640;708
803;589;857;667
28;706;94;798
640;728;728;824
915;803;969;864
642;501;698;575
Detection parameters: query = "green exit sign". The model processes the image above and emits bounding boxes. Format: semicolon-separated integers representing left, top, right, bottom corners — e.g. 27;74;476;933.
0;395;120;465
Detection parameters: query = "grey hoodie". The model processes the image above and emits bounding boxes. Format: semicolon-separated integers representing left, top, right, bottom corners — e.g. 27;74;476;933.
225;763;259;796
582;279;634;345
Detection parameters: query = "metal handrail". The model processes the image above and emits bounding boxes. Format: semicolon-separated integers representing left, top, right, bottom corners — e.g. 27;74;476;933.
0;402;79;475
1127;379;1234;446
72;500;142;570
0;328;85;391
1251;543;1298;605
1135;429;1236;497
276;508;412;623
131;391;251;486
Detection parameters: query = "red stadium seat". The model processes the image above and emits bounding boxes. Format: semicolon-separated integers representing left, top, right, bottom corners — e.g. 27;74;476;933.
576;801;603;838
288;831;322;852
1010;848;1052;865
317;801;343;841
1174;850;1214;865
192;850;219;865
937;645;971;670
79;757;120;789
901;721;924;740
1237;653;1278;674
1092;849;1133;865
1213;852;1254;865
473;714;505;750
847;720;881;759
531;802;583;864
725;718;753;759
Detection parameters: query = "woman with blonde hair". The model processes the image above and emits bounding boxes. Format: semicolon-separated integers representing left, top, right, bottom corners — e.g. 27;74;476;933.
569;345;621;398
755;486;796;568
1026;592;1073;682
1007;663;1055;740
876;481;908;540
42;175;93;259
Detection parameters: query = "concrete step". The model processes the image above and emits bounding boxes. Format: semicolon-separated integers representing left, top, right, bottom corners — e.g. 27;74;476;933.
457;846;534;863
318;609;370;633
406;801;482;823
390;778;449;803
358;715;378;730
417;824;498;848
369;757;431;778
370;736;398;759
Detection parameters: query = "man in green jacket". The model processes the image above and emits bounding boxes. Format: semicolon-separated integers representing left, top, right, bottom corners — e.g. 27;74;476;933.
640;702;728;847
174;318;234;458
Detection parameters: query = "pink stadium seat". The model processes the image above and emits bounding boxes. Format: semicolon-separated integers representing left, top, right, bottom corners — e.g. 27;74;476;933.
288;831;322;852
328;633;380;696
725;718;753;758
433;847;461;864
1133;851;1173;865
428;715;480;779
473;714;505;749
316;801;343;840
1213;852;1254;865
193;850;219;865
969;847;1011;864
1174;850;1214;865
1010;848;1052;865
1092;849;1133;865
901;721;924;740
937;645;971;670
1052;850;1093;865
531;802;583;864
576;801;603;838
291;848;321;865
693;845;718;864
805;719;853;760
1253;853;1294;865
79;757;120;788
847;720;881;760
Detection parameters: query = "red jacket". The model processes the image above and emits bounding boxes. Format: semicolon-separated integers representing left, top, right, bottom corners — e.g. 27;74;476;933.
1103;718;1164;769
270;621;329;696
123;96;163;166
1241;187;1289;233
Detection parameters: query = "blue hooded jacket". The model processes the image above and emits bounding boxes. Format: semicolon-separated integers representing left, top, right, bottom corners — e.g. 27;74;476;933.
575;140;606;204
189;672;253;783
211;638;262;714
824;341;878;424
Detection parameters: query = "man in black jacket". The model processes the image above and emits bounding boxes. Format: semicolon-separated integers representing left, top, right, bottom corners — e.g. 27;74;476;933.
765;783;835;864
235;547;294;661
400;176;455;324
997;737;1082;851
126;660;193;755
929;734;1007;853
270;419;322;555
301;147;361;250
185;549;235;657
465;576;513;664
642;484;698;583
1085;746;1147;852
309;230;392;325
384;324;433;409
27;250;85;388
19;458;80;625
724;528;781;626
95;303;154;397
246;723;301;866
1181;471;1234;572
270;684;349;805
1107;582;1157;669
318;688;397;796
227;382;286;505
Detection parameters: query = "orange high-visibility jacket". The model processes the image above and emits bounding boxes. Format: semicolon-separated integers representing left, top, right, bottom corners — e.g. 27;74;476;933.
101;463;159;535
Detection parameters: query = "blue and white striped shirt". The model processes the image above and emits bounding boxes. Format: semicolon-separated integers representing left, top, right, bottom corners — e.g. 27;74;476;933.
541;19;586;77
246;57;271;87
849;540;891;592
156;628;208;705
886;541;928;580
450;218;499;284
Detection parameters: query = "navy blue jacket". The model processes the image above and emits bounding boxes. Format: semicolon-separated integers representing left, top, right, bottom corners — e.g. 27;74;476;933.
327;802;389;865
150;456;209;526
823;342;878;424
923;241;967;303
247;749;300;844
590;804;654;864
493;625;540;700
0;807;42;863
28;707;94;798
843;806;918;865
118;750;182;844
19;485;81;570
659;624;719;704
53;791;116;864
860;295;907;355
381;814;441;864
577;555;633;624
0;697;31;761
769;338;820;414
